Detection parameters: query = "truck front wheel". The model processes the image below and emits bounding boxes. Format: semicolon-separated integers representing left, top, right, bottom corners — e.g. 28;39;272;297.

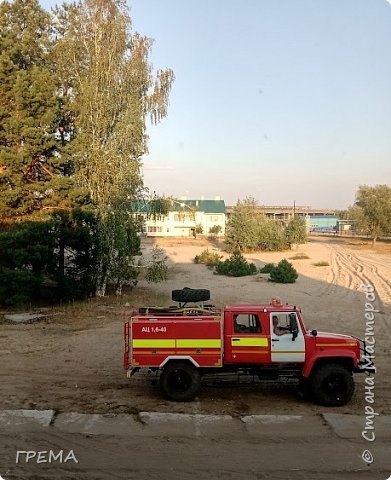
160;362;201;402
311;363;354;406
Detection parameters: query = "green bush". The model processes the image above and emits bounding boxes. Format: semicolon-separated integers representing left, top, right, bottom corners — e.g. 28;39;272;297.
225;199;307;253
256;218;288;251
195;224;203;235
145;247;168;283
259;263;275;273
269;259;298;283
194;249;222;267
0;213;97;305
209;225;222;235
285;216;307;245
215;251;257;277
0;267;41;306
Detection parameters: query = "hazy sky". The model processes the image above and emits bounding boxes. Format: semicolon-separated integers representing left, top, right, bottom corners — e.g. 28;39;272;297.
41;0;391;208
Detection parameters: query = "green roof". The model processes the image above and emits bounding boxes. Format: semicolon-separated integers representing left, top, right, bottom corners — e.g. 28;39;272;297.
130;199;226;214
176;200;225;214
129;200;154;213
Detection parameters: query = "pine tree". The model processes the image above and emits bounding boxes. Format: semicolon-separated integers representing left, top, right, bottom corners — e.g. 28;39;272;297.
0;0;173;299
0;0;84;219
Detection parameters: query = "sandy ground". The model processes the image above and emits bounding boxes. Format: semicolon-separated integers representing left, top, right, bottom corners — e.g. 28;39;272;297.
0;236;390;416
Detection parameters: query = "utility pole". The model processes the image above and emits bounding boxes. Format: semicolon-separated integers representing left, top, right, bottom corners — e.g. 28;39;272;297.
293;200;296;218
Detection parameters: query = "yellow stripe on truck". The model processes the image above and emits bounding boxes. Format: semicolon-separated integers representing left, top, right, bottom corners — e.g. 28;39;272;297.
132;339;175;348
176;339;221;348
132;339;221;349
231;338;268;347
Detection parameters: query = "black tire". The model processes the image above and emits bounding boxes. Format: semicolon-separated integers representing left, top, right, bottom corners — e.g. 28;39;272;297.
160;361;201;401
172;288;210;303
310;363;354;406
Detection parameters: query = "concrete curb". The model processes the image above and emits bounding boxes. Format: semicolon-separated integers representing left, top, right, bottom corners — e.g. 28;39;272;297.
240;414;330;437
322;413;391;440
1;410;391;440
0;409;55;430
138;412;244;437
54;412;144;435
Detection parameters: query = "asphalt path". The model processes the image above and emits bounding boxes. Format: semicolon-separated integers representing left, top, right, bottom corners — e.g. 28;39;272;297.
0;411;390;480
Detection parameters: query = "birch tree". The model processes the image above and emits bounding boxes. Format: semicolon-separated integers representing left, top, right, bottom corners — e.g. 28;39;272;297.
53;0;174;294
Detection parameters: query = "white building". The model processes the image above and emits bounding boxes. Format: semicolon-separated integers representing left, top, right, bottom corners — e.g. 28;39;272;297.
140;199;226;237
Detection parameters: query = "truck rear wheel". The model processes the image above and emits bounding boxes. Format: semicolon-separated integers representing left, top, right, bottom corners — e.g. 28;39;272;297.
160;361;201;402
172;288;210;303
311;363;354;406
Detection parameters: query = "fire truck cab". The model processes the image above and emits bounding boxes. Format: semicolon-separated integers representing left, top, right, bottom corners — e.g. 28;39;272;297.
124;289;373;406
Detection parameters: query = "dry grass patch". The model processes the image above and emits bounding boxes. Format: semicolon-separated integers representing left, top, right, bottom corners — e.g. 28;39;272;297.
289;253;310;260
1;287;171;331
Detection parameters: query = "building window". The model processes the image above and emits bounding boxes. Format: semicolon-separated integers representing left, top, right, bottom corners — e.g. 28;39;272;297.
174;213;192;222
147;226;163;233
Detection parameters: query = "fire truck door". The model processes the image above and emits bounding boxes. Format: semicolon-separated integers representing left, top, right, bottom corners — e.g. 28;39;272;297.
225;312;270;363
270;312;305;362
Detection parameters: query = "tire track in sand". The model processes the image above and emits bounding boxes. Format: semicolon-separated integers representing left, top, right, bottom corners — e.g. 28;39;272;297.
324;245;362;298
342;250;391;306
324;242;391;305
330;246;391;340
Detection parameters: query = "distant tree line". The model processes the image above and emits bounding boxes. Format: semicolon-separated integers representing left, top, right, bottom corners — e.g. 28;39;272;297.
225;198;307;253
0;0;173;304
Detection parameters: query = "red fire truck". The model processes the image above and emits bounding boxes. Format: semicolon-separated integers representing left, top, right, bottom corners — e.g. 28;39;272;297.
123;288;373;406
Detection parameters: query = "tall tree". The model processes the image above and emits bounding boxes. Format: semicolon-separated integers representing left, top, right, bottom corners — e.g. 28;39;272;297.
53;0;174;294
225;197;260;252
0;0;81;219
355;184;391;246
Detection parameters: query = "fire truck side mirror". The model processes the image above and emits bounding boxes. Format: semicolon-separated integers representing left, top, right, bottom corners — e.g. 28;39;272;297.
311;329;318;337
289;314;299;342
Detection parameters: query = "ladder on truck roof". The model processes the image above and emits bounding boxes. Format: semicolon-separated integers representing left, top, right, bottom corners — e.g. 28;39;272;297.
135;305;220;317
